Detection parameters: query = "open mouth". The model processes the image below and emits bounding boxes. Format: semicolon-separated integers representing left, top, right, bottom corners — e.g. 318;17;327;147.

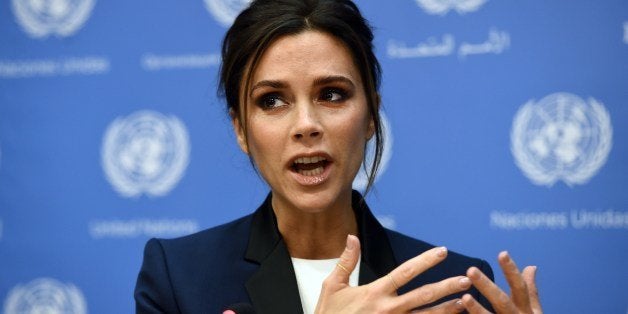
291;156;330;176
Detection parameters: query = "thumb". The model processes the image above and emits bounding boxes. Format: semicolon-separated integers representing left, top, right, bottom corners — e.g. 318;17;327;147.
327;234;361;286
315;235;361;314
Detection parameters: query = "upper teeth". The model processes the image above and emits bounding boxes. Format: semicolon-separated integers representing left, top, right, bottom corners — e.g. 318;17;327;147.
294;156;326;164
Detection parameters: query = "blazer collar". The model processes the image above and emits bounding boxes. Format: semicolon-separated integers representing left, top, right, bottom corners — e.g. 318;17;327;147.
244;194;302;313
244;191;398;313
352;191;398;284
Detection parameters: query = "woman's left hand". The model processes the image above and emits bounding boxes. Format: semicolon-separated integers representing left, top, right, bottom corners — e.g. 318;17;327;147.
462;251;543;314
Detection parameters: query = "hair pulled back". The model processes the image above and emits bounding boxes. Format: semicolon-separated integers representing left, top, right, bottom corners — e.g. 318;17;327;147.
219;0;383;193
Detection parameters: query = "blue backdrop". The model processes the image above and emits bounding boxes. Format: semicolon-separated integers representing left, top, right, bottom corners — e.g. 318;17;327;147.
1;0;627;313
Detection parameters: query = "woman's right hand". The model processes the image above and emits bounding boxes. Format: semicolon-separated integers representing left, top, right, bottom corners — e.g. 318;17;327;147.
315;235;471;314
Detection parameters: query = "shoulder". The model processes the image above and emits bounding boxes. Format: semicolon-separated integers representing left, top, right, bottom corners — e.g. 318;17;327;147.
141;214;254;281
155;214;253;258
139;213;254;273
135;214;256;313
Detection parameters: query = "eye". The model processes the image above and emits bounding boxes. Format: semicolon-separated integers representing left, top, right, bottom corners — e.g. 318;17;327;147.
320;88;348;103
257;93;287;110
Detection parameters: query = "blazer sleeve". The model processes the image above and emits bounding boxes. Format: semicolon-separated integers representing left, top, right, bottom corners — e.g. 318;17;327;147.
475;259;496;312
134;238;180;314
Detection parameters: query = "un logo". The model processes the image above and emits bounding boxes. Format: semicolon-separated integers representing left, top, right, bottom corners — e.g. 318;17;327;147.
415;0;487;15
353;112;394;191
511;93;612;187
4;278;87;314
101;110;190;198
203;0;251;27
11;0;95;38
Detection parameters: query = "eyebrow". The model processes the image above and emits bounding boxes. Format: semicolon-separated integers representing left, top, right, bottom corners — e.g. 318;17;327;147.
312;75;356;88
250;80;287;96
249;75;356;97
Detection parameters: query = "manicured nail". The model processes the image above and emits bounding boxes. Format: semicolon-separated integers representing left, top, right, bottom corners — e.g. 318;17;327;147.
459;276;471;288
467;267;480;279
437;246;448;257
454;299;464;311
346;234;355;250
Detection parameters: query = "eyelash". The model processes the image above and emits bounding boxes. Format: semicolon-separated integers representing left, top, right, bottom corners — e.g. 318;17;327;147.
255;87;351;110
257;93;285;110
319;87;349;103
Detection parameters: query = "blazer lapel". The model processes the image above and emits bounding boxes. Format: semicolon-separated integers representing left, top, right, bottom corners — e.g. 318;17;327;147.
244;195;303;314
242;191;398;313
353;191;398;285
245;240;303;313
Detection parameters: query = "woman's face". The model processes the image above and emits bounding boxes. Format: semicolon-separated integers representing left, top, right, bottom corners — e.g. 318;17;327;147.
234;30;374;213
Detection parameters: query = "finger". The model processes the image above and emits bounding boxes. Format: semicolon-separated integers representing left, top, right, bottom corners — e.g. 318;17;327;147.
397;276;471;310
522;265;542;313
377;246;448;293
411;298;465;314
467;266;518;313
461;294;491;314
325;234;361;286
498;251;531;311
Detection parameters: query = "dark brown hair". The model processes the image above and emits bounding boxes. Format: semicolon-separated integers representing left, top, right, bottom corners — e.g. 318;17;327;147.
219;0;383;193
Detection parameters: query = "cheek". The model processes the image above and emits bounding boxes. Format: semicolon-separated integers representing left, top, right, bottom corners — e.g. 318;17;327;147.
339;123;367;146
246;119;284;168
332;113;370;160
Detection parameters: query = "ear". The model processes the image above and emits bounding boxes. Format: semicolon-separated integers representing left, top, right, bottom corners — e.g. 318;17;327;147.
366;94;381;140
230;109;249;154
366;117;375;140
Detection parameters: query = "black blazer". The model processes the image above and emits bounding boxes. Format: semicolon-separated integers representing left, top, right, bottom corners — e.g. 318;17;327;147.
135;192;494;313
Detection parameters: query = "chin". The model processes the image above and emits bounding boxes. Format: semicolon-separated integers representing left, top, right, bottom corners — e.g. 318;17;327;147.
283;185;351;214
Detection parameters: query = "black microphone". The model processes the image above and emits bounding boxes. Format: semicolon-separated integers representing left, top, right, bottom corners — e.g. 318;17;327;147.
223;303;256;314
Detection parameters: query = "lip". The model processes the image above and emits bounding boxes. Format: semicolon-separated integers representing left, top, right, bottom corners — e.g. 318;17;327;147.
288;151;333;186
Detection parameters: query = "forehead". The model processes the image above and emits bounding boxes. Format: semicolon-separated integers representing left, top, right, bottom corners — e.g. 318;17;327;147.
251;30;362;84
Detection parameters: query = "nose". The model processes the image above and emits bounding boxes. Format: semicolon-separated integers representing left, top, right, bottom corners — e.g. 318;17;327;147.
292;103;322;142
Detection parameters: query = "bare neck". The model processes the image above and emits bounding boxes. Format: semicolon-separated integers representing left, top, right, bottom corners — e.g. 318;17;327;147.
272;195;358;260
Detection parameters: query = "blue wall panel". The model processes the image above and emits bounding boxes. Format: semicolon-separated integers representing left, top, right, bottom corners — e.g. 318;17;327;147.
1;0;627;313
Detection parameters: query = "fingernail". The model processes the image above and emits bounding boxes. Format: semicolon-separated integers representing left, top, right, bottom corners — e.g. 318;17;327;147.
437;246;447;257
346;234;354;250
467;267;479;279
454;299;464;311
459;277;471;288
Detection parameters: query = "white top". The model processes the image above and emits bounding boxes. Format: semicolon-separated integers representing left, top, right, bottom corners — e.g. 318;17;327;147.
291;255;361;314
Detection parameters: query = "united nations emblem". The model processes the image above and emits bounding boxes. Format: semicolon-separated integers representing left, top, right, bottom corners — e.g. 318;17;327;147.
11;0;95;38
101;110;190;198
3;278;87;314
203;0;251;27
353;112;393;191
511;93;612;186
415;0;487;15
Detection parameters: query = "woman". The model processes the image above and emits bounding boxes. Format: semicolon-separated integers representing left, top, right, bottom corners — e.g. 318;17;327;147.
135;0;542;313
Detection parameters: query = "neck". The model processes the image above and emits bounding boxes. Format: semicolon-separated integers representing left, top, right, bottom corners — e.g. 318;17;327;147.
272;192;358;259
